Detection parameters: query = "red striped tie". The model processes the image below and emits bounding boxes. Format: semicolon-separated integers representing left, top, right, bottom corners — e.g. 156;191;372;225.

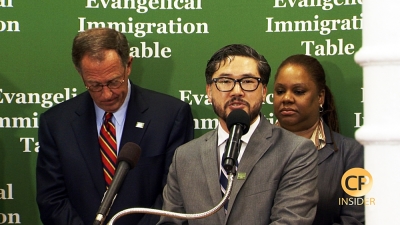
99;112;117;188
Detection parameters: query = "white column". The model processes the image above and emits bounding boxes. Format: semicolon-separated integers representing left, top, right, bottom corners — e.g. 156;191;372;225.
354;0;400;224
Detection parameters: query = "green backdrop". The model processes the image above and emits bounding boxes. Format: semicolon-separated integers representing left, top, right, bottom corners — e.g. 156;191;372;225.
0;1;362;224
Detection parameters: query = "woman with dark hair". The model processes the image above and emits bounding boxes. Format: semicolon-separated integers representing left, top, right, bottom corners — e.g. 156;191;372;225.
273;54;364;225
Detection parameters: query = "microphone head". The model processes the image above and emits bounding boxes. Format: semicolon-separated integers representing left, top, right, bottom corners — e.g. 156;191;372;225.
117;142;141;169
226;109;250;135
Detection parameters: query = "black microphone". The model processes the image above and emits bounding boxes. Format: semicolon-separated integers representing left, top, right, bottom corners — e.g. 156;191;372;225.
93;142;141;225
223;109;250;175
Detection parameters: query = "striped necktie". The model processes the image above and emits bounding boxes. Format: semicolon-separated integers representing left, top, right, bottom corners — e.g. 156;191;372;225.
219;153;239;214
99;112;117;188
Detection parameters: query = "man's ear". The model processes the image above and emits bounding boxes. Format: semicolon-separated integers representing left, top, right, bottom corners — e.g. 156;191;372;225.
206;84;212;103
126;56;133;76
262;85;267;102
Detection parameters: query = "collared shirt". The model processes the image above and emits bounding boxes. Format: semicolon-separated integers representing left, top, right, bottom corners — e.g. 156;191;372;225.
217;115;260;172
310;118;326;150
95;81;131;152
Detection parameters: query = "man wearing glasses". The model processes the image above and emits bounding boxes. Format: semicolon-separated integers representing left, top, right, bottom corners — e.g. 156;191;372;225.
36;28;194;225
158;44;318;225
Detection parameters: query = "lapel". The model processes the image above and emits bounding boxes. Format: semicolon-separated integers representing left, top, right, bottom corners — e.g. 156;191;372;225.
71;92;105;197
225;116;274;219
200;130;226;224
120;83;150;149
318;122;335;165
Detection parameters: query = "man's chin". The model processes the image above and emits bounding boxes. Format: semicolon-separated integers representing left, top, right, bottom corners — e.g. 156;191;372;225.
227;105;247;112
226;104;249;114
98;103;120;113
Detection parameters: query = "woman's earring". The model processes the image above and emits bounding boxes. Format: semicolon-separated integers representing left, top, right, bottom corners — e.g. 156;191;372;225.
319;104;324;113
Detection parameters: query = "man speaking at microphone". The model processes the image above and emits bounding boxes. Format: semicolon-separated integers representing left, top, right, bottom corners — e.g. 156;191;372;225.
158;44;318;225
36;28;194;225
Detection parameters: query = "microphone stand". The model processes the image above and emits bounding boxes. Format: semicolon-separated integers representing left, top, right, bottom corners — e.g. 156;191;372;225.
107;173;235;225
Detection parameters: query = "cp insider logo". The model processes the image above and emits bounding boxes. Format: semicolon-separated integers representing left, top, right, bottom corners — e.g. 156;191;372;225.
339;168;375;206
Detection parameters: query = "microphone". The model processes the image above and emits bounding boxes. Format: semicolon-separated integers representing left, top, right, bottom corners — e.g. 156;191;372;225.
223;109;250;175
93;142;141;225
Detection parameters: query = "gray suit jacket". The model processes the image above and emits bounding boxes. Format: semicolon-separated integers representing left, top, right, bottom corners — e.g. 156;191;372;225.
158;115;318;225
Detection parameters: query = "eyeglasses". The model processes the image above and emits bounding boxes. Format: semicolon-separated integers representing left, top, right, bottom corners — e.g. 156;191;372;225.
85;78;125;92
212;77;262;92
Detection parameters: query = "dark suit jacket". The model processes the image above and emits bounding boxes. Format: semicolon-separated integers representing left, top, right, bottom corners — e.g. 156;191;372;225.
158;116;318;225
36;82;194;225
313;122;364;225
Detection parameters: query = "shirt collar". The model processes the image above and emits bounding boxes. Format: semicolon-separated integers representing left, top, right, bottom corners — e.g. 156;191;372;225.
217;114;260;146
310;118;326;150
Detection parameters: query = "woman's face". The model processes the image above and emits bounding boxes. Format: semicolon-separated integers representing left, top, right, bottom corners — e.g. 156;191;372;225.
273;64;325;132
